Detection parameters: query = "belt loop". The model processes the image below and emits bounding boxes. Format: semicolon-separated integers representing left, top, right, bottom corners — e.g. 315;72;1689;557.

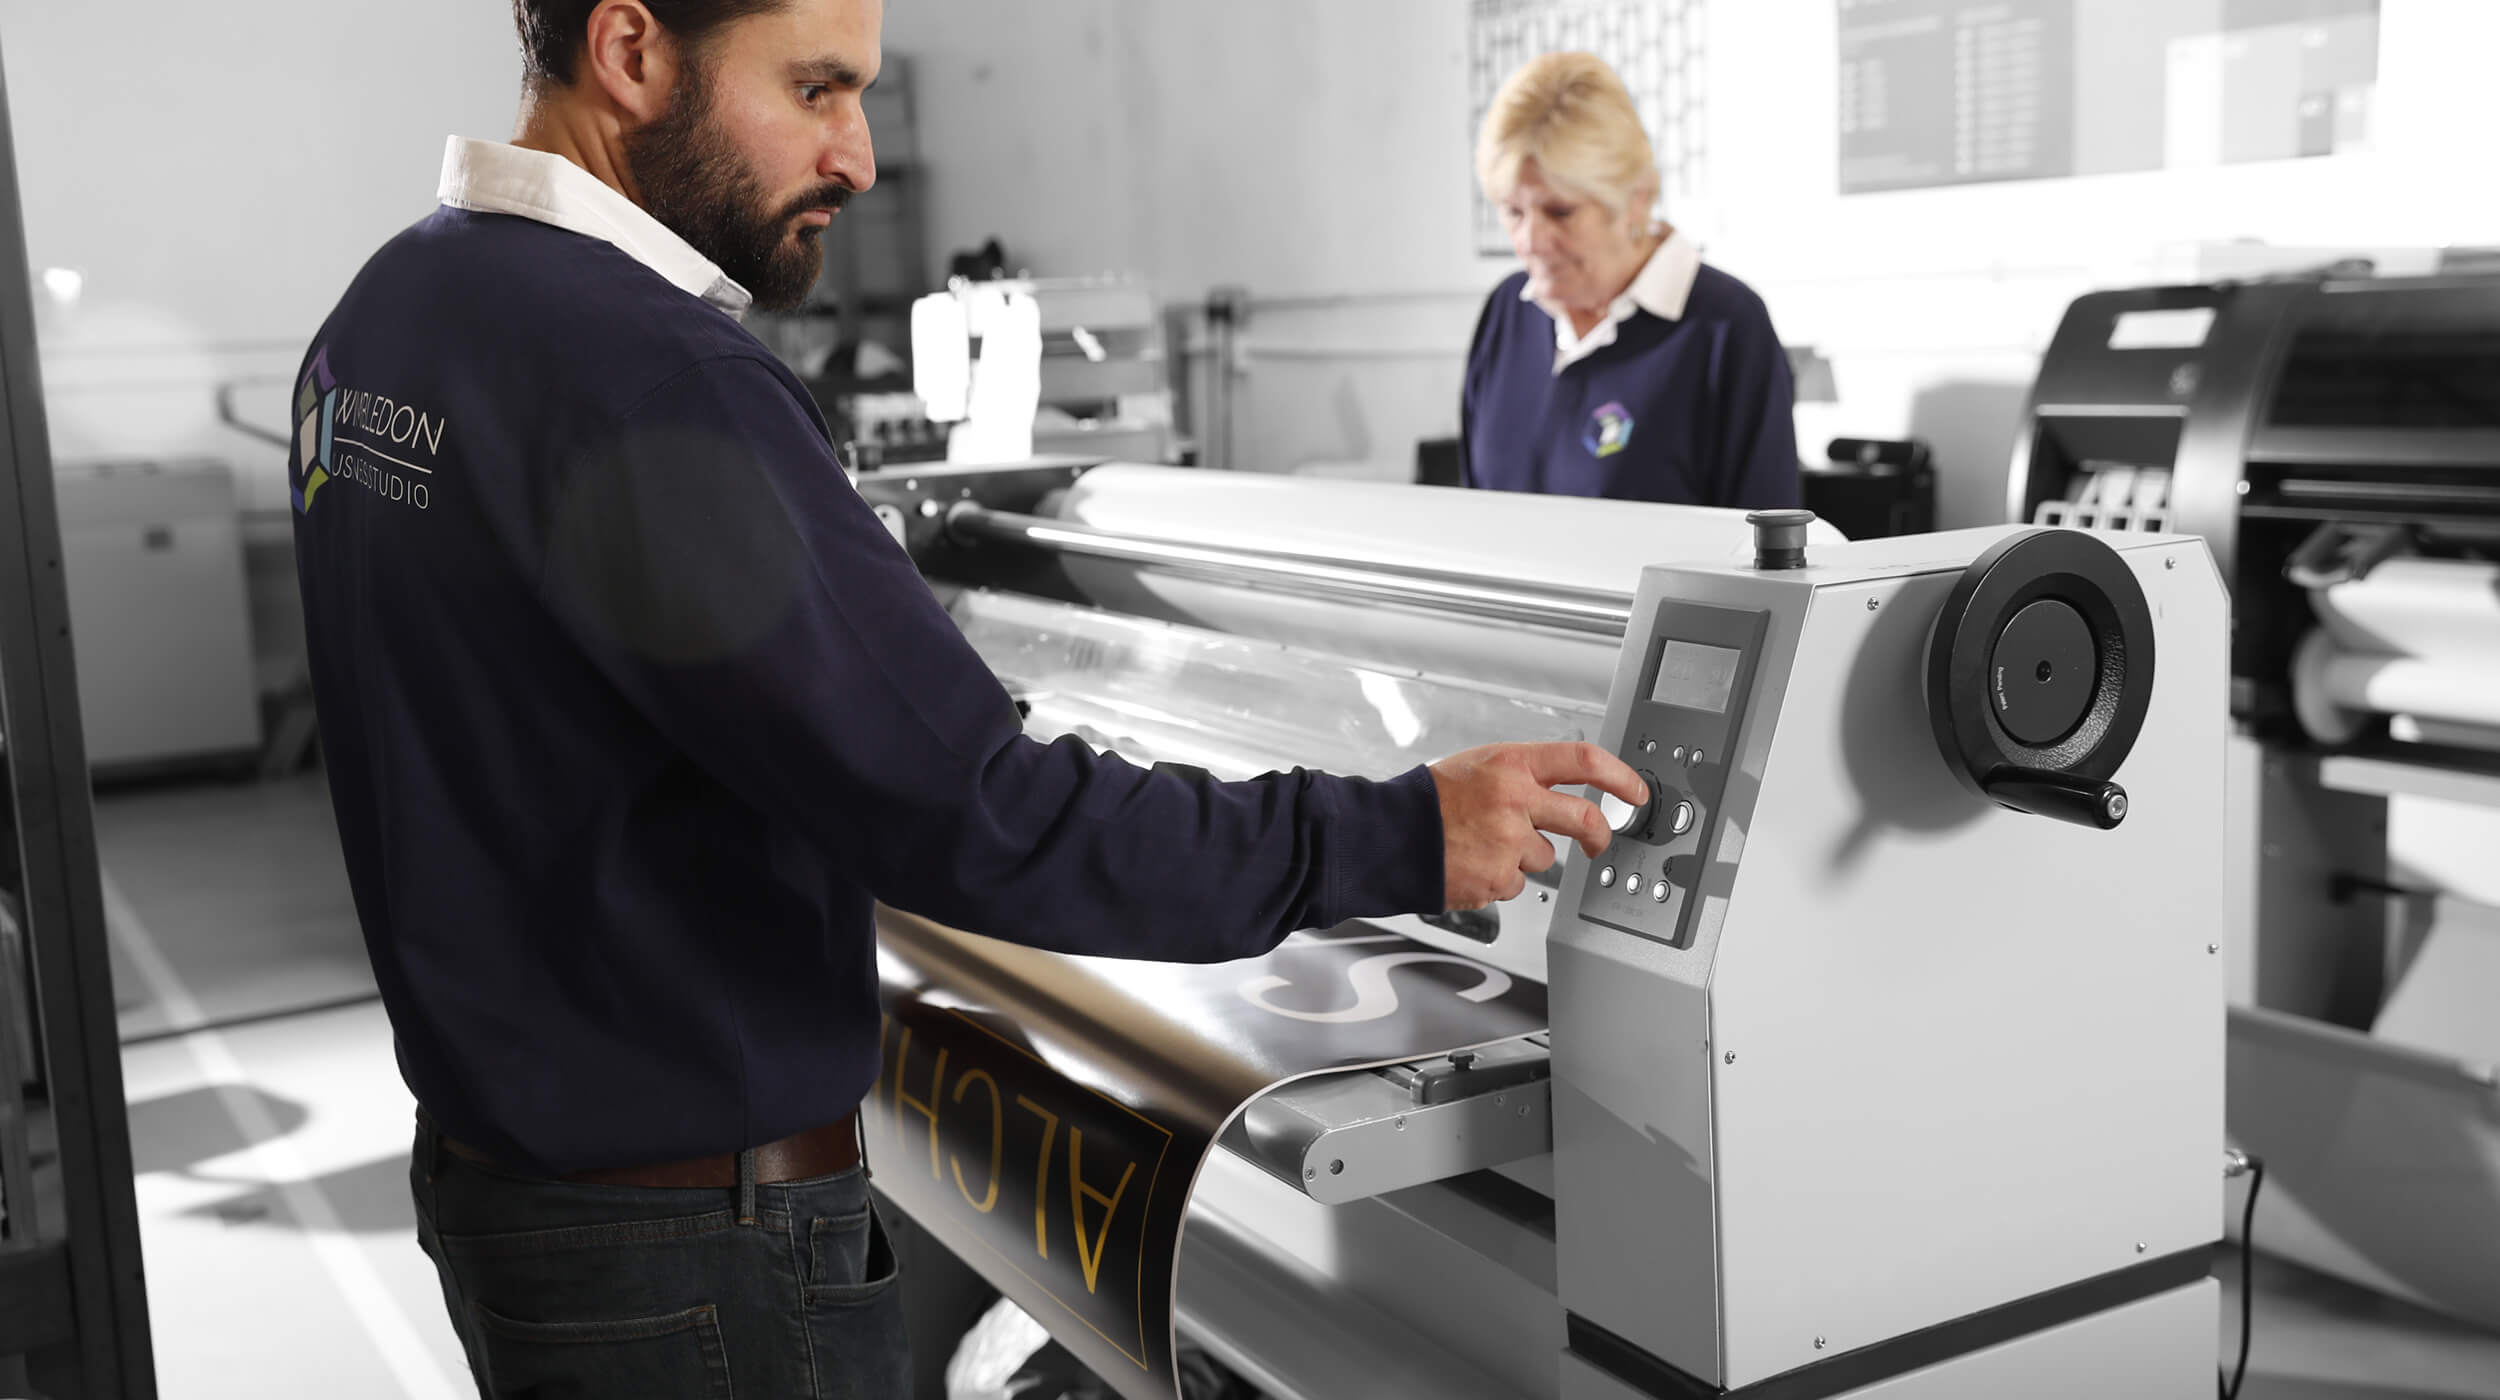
737;1147;758;1227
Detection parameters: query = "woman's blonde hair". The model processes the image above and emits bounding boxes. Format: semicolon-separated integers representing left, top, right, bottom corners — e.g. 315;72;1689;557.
1476;52;1660;217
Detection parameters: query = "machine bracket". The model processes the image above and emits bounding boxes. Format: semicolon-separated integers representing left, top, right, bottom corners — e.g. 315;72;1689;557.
1224;1039;1552;1205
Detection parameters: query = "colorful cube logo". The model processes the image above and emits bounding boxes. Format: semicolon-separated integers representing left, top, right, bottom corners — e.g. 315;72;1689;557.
293;348;338;513
1585;401;1634;458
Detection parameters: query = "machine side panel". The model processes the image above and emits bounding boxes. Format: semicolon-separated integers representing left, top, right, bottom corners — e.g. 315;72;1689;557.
1708;542;2228;1386
1552;567;1817;1384
1548;952;1721;1379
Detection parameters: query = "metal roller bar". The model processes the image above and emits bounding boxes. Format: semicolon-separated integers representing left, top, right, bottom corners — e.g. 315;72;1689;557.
945;502;1636;637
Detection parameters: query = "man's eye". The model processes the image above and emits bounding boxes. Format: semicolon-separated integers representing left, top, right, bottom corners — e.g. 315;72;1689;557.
1544;204;1575;222
799;84;829;106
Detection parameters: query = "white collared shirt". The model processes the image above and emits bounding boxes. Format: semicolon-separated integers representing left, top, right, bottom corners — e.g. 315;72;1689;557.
435;136;753;321
1526;228;1702;375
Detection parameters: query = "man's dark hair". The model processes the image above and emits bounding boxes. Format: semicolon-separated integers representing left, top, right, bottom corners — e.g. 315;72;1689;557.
513;0;788;89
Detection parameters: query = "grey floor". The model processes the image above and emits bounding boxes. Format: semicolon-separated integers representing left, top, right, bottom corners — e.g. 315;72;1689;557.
69;774;2500;1399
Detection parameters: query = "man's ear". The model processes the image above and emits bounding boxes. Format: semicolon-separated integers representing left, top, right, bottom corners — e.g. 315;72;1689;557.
582;0;682;125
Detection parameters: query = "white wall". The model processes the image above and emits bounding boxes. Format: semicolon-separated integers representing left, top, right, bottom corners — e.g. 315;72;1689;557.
1708;0;2500;528
882;0;1488;479
15;0;2493;518
1;0;523;509
885;0;2500;519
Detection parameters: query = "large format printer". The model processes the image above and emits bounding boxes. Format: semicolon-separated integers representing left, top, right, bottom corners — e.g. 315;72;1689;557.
853;461;2234;1399
2010;274;2500;1330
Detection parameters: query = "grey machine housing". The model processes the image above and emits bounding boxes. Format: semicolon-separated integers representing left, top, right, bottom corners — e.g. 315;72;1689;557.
1549;525;2228;1398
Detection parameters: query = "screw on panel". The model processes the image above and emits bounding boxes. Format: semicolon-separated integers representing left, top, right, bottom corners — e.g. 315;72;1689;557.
1865;597;1879;611
2165;557;2177;569
2136;1242;2148;1253
1539;892;1550;903
1519;1105;1531;1117
1304;1167;1316;1181
2208;944;2219;955
1395;1116;1407;1131
1724;1051;1736;1064
1814;1337;1827;1350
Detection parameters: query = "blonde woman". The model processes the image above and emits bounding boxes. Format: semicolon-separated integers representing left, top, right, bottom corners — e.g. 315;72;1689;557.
1462;52;1798;506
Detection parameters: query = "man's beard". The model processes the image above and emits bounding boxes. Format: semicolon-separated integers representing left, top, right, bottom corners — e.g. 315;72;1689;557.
624;60;852;312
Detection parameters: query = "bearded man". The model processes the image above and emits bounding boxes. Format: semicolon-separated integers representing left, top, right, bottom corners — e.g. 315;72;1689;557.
288;2;1643;1394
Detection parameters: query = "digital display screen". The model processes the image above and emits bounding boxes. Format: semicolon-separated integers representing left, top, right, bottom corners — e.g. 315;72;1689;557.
1651;641;1740;713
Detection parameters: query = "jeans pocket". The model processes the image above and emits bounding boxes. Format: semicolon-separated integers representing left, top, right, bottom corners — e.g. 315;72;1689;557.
471;1299;734;1400
804;1206;909;1400
807;1205;872;1289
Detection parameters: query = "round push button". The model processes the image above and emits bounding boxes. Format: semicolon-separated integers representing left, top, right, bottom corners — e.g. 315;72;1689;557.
1670;801;1695;836
1599;866;1616;888
1624;875;1644;897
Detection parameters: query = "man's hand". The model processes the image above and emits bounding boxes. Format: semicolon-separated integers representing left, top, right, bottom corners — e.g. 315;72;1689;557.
1429;742;1648;910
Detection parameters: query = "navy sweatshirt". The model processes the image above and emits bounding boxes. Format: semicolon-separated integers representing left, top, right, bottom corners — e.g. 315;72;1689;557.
290;207;1444;1174
1461;267;1801;508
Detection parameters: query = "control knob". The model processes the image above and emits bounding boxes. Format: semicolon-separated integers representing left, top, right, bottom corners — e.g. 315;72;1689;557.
1599;771;1662;839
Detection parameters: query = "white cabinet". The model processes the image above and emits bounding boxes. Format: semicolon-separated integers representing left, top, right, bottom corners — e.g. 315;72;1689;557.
53;458;261;771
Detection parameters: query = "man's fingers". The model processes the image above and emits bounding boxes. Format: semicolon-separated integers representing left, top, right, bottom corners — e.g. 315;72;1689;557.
1520;831;1560;874
1529;790;1612;859
1523;741;1646;805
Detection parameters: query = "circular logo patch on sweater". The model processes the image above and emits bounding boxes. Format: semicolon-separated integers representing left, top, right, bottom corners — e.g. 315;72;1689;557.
1585;401;1635;458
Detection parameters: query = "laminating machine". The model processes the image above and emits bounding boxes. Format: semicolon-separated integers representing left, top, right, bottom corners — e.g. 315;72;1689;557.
855;462;2231;1399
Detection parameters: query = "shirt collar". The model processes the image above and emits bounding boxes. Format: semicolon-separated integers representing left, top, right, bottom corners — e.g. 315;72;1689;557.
1524;227;1703;373
1523;227;1701;323
436;136;753;320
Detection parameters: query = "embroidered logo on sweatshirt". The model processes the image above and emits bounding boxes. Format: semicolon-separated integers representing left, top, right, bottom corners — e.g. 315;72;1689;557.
293;345;445;514
1584;401;1634;458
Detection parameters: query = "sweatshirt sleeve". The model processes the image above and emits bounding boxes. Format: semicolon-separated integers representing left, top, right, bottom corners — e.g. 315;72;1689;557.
536;354;1445;963
1706;296;1804;511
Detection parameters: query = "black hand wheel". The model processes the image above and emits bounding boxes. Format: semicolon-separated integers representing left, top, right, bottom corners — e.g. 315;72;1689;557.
1926;529;2155;831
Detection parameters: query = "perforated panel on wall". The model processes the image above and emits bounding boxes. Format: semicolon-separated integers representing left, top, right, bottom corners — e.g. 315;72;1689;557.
1469;0;1710;256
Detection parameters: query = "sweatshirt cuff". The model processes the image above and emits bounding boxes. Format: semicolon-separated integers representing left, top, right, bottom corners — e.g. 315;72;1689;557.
1322;764;1445;925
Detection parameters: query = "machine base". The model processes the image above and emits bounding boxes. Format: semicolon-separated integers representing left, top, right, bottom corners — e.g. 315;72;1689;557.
1562;1279;2217;1400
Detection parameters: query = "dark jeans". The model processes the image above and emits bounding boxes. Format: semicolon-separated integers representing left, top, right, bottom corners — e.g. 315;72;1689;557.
411;1116;909;1399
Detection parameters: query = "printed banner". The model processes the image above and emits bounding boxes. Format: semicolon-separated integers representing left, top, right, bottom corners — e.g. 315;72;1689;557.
864;909;1548;1399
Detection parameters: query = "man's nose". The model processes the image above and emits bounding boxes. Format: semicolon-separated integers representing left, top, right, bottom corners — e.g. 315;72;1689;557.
826;106;876;195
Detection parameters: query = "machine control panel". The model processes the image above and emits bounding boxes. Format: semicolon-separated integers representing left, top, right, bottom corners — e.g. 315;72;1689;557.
1581;601;1771;948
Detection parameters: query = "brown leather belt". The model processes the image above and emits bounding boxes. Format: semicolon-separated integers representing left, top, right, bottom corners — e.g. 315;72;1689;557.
441;1110;861;1188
